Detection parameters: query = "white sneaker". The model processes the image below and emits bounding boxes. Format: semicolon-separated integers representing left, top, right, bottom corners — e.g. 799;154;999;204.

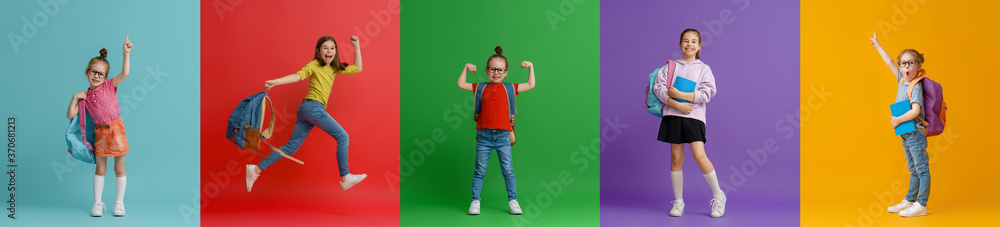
340;173;367;191
887;200;913;213
90;201;106;217
112;201;125;217
468;200;481;215
899;202;928;217
669;199;685;217
245;164;259;192
709;195;726;218
508;200;523;215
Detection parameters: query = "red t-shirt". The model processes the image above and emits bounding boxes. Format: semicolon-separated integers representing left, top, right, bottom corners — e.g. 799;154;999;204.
473;83;519;130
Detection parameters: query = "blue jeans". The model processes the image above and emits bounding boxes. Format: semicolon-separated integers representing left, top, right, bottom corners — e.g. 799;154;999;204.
470;129;517;201
901;130;930;205
258;100;350;176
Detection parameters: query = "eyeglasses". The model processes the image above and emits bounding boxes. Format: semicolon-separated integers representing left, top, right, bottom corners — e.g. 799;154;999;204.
488;67;507;73
898;60;920;67
88;69;106;78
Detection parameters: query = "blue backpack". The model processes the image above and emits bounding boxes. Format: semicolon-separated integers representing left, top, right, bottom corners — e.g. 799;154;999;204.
226;92;303;164
66;99;96;164
474;82;517;145
645;60;676;117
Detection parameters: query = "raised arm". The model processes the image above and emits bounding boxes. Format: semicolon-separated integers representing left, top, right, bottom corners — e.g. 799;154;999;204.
112;34;132;87
870;31;900;78
517;61;535;92
457;63;475;92
66;91;86;119
264;73;304;92
350;35;362;72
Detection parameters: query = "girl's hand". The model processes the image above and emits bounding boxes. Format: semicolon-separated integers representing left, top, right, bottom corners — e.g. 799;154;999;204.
465;63;477;74
73;91;87;100
123;34;133;55
676;102;693;114
521;61;533;68
890;116;900;128
869;31;878;46
264;80;278;92
350;35;360;46
667;86;680;98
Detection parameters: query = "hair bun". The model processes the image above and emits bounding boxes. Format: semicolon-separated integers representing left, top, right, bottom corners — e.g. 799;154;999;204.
98;48;108;59
494;46;503;55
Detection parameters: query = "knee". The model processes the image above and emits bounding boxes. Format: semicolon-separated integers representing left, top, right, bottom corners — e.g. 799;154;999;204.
473;168;487;177
336;132;349;143
114;166;126;177
670;160;684;171
501;168;515;177
95;166;107;176
692;153;710;162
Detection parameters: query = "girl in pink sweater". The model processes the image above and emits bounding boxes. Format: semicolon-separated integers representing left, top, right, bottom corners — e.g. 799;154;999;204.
652;28;725;218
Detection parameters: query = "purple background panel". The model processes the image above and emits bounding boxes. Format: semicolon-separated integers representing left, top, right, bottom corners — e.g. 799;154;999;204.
600;0;800;226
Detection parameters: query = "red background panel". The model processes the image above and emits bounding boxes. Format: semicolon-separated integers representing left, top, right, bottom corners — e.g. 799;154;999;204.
200;0;400;225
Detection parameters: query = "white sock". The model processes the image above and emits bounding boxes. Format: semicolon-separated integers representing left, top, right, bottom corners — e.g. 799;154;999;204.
703;170;724;197
94;175;104;203
670;170;683;202
116;176;126;203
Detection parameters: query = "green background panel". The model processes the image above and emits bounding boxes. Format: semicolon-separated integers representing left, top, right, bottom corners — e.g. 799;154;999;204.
400;0;601;226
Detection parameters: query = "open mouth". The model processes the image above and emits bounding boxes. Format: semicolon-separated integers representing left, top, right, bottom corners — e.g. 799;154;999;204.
491;75;501;80
324;54;333;62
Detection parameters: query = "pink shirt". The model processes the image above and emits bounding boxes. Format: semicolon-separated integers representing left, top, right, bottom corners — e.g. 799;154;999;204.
85;80;121;124
653;59;718;124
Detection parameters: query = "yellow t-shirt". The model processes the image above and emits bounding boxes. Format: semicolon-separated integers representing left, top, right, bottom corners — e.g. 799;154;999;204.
297;60;360;107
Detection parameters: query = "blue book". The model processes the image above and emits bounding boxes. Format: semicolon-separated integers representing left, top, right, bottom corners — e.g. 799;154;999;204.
673;76;697;104
890;99;916;136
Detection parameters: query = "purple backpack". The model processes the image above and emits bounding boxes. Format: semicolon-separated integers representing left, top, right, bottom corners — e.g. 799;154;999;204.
900;69;947;136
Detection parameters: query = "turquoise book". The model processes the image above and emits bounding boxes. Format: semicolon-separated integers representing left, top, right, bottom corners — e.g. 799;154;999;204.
673;76;697;103
891;99;916;136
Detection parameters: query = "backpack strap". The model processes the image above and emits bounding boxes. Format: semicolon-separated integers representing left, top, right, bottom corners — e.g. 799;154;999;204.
897;69;930;128
473;82;488;122
260;94;276;139
253;94;300;164
898;69;926;101
501;82;516;124
263;140;304;165
78;99;93;151
666;60;677;87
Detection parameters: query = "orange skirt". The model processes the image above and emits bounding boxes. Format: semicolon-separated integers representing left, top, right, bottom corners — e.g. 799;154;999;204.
94;118;130;157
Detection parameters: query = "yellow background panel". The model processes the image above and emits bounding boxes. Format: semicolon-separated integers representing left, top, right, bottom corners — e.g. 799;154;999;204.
802;0;1000;226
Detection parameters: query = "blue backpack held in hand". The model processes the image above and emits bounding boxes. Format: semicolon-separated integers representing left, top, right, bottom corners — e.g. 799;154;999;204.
226;92;304;165
474;82;517;145
66;99;96;164
646;60;676;117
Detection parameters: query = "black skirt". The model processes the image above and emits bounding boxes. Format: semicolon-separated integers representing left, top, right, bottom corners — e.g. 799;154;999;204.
657;115;707;144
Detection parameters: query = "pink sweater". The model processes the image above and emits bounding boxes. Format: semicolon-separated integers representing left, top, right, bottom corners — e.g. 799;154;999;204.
653;59;717;124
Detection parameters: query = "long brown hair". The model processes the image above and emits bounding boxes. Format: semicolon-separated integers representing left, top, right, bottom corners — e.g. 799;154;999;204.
85;48;110;78
313;36;348;72
680;28;702;60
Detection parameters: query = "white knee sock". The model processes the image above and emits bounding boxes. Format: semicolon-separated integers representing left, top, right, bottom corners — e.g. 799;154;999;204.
116;176;126;203
94;175;104;203
703;170;724;197
670;170;683;202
